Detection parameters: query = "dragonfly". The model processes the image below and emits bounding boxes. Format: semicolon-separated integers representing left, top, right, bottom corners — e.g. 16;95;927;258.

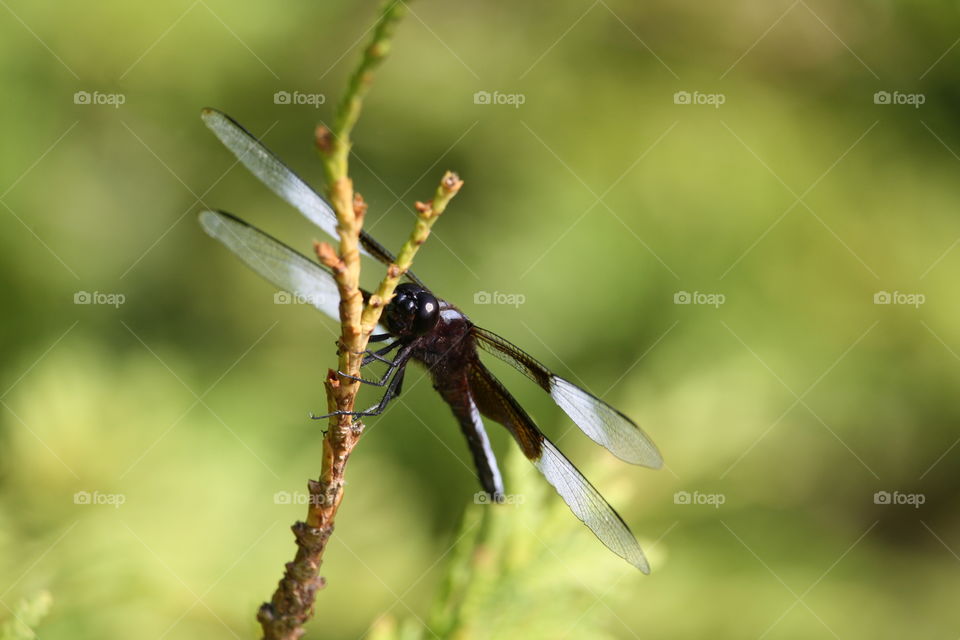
198;109;663;572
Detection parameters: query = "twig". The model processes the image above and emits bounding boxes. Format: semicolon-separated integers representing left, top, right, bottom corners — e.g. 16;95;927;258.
257;2;463;638
361;172;463;326
255;2;405;638
322;0;406;187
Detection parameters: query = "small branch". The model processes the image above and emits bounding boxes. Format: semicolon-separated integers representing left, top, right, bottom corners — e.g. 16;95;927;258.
257;2;410;639
259;170;463;639
322;0;408;187
361;171;463;332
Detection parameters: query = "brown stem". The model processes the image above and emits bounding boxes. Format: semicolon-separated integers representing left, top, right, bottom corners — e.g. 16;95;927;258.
257;2;410;639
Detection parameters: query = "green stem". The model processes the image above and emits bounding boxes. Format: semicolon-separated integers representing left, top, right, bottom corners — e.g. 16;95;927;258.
323;0;408;187
361;171;463;333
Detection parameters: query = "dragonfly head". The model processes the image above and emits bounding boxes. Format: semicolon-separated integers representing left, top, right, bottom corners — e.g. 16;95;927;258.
384;283;439;338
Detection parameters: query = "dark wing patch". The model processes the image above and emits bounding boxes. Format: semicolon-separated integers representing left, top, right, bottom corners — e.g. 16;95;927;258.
467;360;543;460
472;326;551;390
466;360;650;572
472;327;662;469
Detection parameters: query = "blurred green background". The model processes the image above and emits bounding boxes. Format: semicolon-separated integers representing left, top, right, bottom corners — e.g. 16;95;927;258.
2;0;960;638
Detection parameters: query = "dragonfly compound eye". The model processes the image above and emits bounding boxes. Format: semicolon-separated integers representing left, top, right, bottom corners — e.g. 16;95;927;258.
412;293;439;334
386;284;431;336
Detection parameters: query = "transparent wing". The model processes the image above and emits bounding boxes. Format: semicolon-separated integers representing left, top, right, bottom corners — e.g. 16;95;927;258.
202;109;339;240
535;437;650;573
199;209;340;321
467;360;650;572
201;108;423;284
472;326;662;469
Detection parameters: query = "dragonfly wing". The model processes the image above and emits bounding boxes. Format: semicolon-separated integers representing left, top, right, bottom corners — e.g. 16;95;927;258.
201;108;426;286
535;437;650;573
199;209;340;321
202;109;339;241
466;359;650;572
472;327;662;469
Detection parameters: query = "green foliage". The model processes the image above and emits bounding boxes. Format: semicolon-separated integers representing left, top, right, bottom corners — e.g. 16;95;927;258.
2;0;959;638
369;449;651;640
0;592;52;640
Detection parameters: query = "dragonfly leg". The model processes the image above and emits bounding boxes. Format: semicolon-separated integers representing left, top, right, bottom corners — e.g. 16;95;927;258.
337;340;406;385
336;332;394;356
365;366;406;415
338;359;399;386
361;340;402;367
311;352;410;420
330;339;401;384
